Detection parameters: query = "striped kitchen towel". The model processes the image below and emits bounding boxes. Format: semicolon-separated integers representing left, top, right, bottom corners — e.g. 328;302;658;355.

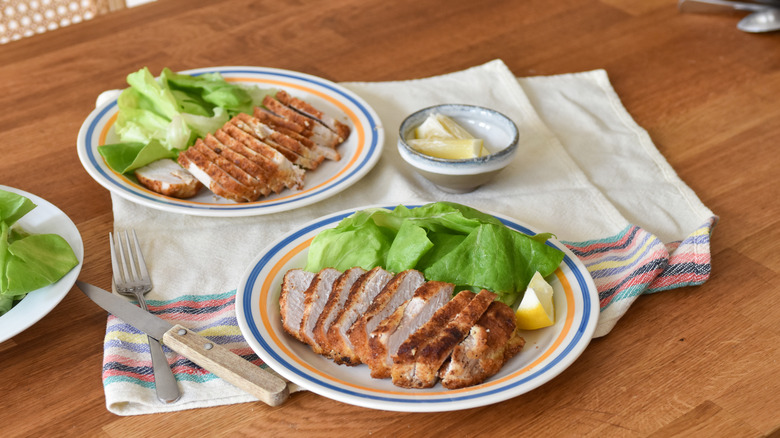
103;59;716;414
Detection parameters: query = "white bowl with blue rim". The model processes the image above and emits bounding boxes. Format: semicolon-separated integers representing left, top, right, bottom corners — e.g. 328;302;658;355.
398;104;519;193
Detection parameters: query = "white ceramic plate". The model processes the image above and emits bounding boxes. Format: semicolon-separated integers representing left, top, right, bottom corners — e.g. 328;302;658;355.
0;186;84;343
236;205;599;412
76;66;384;217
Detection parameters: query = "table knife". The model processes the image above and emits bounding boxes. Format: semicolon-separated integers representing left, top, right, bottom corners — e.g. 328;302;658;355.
77;280;298;406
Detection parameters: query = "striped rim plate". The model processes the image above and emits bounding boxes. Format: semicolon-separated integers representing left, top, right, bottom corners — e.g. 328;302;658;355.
236;205;599;412
76;66;384;217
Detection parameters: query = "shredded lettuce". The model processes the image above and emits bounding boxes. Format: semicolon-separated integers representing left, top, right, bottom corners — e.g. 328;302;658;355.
0;190;79;316
305;202;565;305
98;67;277;174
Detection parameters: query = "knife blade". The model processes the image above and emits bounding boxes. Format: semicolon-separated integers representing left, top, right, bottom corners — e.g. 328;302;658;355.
77;280;294;406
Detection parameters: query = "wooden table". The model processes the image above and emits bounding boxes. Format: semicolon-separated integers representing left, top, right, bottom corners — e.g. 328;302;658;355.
1;0;778;436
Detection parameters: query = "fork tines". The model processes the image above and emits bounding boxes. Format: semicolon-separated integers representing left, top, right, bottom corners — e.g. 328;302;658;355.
110;229;152;292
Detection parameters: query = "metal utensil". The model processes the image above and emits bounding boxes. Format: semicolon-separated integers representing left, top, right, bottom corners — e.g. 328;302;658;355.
76;281;296;406
110;230;180;403
738;8;780;31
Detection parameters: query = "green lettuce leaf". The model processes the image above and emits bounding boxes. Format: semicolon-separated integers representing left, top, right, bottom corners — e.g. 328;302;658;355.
0;190;36;226
0;190;79;316
3;234;79;296
305;202;565;305
98;140;178;174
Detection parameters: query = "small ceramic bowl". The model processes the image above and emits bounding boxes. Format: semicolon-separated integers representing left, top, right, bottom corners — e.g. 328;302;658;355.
398;104;519;193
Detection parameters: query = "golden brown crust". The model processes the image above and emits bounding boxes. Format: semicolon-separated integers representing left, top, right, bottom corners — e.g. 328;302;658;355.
326;267;393;366
391;290;476;387
439;301;525;389
349;270;424;367
406;290;496;388
313;267;366;358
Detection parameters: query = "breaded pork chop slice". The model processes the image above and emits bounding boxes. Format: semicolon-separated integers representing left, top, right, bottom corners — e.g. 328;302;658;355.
279;269;316;342
326;267;394;366
349;269;425;367
439;301;526;389
313;267;366;356
366;281;452;379
299;268;342;347
392;289;496;389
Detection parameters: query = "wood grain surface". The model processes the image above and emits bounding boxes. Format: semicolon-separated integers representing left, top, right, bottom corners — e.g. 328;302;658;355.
1;0;778;436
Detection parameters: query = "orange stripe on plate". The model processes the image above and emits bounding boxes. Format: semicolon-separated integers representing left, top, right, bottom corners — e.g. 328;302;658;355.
258;241;577;396
97;77;365;205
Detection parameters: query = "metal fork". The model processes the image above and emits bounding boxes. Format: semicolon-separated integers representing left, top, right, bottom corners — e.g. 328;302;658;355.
110;230;181;404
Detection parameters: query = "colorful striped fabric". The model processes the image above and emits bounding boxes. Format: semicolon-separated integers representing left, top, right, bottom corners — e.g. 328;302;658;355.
101;216;717;395
103;291;264;389
562;216;717;336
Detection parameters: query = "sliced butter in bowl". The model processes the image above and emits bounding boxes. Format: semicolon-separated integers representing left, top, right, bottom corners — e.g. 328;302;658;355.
406;138;485;160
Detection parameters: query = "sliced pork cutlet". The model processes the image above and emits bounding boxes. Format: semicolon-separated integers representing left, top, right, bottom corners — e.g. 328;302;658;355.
326;267;394;366
312;267;366;356
276;89;351;142
219;124;305;190
349;270;425;367
263;95;342;149
439;301;526;389
232;113;322;170
366;281;452;379
409;289;497;388
134;158;202;198
213;129;286;194
254;108;341;162
189;137;269;200
392;290;475;387
178;146;255;202
279;269;316;342
392;289;496;389
202;134;275;196
299;268;342;347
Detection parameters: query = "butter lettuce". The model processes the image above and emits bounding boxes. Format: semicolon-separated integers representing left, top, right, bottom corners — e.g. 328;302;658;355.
0;190;78;316
98;67;277;174
305;202;564;305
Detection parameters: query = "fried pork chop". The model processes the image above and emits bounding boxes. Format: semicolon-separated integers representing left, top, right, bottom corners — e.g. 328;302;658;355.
313;267;366;357
366;280;452;379
299;268;342;347
392;289;496;388
279;269;316;342
349;270;425;367
326;267;394;365
279;267;526;390
439;301;526;389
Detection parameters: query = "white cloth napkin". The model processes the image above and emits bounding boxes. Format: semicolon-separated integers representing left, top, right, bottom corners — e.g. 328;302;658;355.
102;59;716;415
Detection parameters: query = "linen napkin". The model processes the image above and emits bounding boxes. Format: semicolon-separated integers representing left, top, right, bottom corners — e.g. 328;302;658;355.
101;59;716;415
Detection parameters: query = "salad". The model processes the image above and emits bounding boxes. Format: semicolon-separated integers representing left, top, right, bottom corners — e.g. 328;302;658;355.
0;190;79;316
305;202;564;305
98;67;277;175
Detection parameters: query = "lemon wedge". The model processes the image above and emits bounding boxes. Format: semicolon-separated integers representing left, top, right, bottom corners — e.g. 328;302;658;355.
515;271;555;330
414;114;474;140
407;138;484;160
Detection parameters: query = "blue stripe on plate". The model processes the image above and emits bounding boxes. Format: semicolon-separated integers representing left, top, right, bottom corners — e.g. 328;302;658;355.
83;67;381;211
241;207;593;405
